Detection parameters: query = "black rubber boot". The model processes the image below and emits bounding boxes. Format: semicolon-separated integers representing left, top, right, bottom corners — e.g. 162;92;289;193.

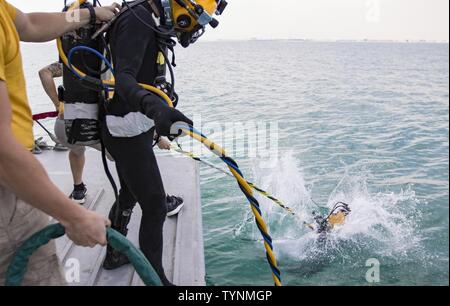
103;202;133;270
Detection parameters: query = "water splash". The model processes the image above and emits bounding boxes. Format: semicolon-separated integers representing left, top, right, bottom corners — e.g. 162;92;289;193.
234;151;317;240
234;152;423;269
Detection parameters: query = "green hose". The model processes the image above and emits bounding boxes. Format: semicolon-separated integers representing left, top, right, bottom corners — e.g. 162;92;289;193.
4;223;162;286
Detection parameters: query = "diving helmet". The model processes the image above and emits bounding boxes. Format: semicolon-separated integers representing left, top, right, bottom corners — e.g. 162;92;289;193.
159;0;228;47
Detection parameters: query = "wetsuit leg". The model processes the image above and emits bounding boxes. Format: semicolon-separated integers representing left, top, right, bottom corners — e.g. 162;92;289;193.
102;125;171;285
103;168;136;271
116;166;138;211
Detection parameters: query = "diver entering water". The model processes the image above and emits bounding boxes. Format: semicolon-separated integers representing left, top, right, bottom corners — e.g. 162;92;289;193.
313;202;351;233
312;202;351;245
97;0;227;285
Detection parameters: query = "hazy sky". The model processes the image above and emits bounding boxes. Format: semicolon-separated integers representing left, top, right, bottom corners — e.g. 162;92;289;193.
8;0;449;41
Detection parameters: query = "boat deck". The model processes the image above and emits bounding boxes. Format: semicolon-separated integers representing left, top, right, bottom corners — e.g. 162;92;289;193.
37;148;205;286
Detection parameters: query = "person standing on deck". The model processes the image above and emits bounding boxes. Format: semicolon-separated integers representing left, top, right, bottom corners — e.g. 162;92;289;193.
0;1;119;285
39;62;90;204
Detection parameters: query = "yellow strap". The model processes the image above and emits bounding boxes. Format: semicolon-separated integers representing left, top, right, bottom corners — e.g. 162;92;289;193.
157;52;165;65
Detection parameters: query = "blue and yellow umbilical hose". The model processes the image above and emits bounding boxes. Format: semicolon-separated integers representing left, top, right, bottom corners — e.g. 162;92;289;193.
176;126;282;286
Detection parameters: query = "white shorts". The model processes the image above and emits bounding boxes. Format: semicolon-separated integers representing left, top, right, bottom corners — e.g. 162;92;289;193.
54;118;113;160
0;185;66;286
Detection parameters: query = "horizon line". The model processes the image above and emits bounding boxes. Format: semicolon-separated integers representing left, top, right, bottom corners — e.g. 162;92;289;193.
22;38;450;45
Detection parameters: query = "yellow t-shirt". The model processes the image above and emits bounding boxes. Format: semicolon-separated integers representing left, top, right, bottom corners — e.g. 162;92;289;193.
0;0;34;150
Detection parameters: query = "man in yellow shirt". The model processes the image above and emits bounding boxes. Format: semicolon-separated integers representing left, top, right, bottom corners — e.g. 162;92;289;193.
0;0;119;285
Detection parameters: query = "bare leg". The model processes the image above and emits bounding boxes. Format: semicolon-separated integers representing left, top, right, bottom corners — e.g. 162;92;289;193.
69;150;85;185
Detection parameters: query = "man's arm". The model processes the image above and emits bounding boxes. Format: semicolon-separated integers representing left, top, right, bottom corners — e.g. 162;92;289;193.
0;81;109;247
13;4;120;42
39;63;63;111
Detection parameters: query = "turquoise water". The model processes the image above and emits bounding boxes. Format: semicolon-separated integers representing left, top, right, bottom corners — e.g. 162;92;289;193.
23;41;449;286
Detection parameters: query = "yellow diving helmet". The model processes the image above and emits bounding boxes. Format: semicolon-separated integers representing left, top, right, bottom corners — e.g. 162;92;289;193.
327;211;347;227
327;202;351;228
160;0;228;47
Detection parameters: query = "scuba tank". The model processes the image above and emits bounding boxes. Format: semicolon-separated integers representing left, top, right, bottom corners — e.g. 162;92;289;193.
60;1;105;146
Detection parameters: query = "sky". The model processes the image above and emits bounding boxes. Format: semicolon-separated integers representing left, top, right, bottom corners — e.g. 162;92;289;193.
8;0;449;42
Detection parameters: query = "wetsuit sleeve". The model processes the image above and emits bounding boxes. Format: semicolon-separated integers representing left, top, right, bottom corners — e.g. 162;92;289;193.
113;8;161;112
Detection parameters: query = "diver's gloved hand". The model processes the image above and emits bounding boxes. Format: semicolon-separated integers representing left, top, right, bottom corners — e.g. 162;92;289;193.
142;97;193;138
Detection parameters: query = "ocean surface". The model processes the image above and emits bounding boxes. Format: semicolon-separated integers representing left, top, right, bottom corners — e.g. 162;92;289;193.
22;40;449;286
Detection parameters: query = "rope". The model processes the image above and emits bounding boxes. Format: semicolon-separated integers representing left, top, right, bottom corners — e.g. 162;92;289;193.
32;112;60;144
32;111;58;121
5;224;162;286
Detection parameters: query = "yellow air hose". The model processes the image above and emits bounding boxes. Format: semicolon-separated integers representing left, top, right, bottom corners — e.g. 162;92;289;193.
59;0;281;286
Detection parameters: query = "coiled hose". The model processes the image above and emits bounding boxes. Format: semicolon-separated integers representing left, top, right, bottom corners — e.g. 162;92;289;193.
5;223;162;286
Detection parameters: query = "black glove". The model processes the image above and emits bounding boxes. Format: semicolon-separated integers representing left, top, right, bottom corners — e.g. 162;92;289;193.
142;95;193;138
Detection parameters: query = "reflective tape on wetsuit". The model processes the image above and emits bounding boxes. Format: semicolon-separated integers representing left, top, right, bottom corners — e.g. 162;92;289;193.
106;112;155;138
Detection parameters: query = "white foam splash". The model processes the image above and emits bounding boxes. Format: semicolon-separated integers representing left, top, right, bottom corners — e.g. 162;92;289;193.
234;151;423;265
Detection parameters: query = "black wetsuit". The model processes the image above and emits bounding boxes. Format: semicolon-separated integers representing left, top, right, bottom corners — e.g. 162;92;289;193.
102;2;171;285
